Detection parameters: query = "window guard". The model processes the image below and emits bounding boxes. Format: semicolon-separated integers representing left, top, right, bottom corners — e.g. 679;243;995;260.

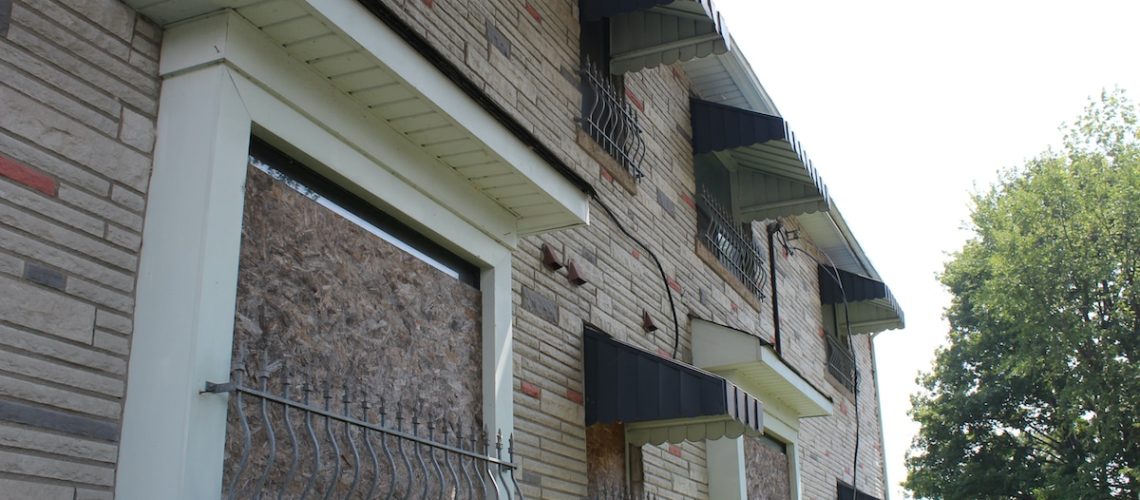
696;187;768;302
826;333;856;391
580;57;646;180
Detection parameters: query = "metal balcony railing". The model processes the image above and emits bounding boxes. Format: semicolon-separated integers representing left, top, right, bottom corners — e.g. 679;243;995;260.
826;333;856;391
580;57;646;179
205;348;521;499
696;188;767;301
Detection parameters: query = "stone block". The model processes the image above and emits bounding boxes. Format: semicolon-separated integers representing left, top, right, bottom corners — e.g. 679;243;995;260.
521;285;558;325
0;478;73;500
118;107;154;153
0;273;93;341
0;449;114;486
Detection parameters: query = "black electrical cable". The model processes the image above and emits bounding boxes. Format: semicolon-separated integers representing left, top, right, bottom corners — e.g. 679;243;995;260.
590;193;682;359
776;229;862;496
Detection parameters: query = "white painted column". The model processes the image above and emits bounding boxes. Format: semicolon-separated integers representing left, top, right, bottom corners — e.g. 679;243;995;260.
115;64;250;500
708;437;748;500
482;253;514;446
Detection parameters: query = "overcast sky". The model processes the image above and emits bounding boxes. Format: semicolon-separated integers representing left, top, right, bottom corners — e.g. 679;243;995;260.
716;0;1140;497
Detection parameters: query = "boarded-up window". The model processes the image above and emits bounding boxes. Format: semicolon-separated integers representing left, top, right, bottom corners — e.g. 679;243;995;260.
746;434;792;500
223;144;483;493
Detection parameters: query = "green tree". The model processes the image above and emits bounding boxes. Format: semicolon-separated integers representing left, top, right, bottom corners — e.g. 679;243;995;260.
905;90;1140;499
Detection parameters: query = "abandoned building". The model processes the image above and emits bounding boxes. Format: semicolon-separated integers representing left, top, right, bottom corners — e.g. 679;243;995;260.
0;0;904;498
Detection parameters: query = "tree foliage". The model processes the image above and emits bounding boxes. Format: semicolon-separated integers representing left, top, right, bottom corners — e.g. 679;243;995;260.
905;90;1140;499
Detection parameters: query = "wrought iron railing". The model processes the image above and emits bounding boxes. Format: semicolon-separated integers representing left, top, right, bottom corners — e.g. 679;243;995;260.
580;57;646;179
696;188;767;301
826;333;856;391
204;350;521;499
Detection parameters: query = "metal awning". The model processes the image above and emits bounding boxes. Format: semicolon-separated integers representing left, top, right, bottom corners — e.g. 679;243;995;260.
584;327;763;445
691;98;831;221
819;266;905;334
582;0;731;75
691;318;833;419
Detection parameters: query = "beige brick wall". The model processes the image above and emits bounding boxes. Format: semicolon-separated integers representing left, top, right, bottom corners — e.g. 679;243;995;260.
373;1;889;498
0;0;159;496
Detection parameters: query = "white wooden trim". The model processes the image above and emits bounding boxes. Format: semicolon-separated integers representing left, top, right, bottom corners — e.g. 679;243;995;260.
300;0;590;225
708;437;748;500
116;65;252;500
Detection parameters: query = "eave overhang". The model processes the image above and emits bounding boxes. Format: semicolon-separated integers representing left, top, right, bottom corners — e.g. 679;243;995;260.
128;0;592;239
690;318;833;419
819;265;905;334
584;327;763;446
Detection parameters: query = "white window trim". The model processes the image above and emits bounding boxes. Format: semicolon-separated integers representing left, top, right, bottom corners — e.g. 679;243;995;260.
116;12;523;499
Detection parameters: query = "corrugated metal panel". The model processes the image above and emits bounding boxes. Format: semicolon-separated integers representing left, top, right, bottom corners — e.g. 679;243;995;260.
819;265;905;333
608;3;728;74
584;326;763;446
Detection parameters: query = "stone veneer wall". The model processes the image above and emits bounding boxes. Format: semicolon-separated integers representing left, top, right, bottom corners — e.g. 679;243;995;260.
0;0;159;497
372;1;888;499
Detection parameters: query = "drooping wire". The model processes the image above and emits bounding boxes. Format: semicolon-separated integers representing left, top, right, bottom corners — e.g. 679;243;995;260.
775;227;862;496
590;193;682;359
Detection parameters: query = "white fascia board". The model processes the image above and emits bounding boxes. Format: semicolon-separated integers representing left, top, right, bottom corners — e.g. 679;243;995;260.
692;318;833;417
301;0;590;227
162;11;523;248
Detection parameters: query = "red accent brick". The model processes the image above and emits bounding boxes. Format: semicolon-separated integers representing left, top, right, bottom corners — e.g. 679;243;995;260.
421;0;433;7
631;249;640;260
599;165;614;182
521;381;541;399
624;88;644;112
667;276;682;294
0;156;57;197
656;348;671;359
730;302;738;313
679;192;695;210
839;400;848;416
566;389;583;405
671;66;684;81
524;2;541;23
668;445;683;458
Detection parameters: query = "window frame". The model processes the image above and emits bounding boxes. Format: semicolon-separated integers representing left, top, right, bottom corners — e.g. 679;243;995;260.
115;11;519;498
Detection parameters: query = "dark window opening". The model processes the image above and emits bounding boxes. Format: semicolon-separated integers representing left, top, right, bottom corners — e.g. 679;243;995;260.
579;11;645;179
837;481;881;500
823;303;856;391
248;137;479;287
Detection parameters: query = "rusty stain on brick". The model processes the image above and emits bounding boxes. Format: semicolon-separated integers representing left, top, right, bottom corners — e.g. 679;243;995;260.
625;87;644;112
566;389;583;405
523;2;541;23
521;381;541;399
23;262;65;291
485;20;511;58
678;191;696;210
599;164;614;182
0;155;57;196
521;286;558;324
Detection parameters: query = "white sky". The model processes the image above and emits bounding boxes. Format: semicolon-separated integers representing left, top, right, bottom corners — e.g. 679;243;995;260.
715;1;1140;497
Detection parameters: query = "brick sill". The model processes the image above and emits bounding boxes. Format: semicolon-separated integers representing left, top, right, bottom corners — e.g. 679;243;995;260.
695;242;763;313
577;128;638;195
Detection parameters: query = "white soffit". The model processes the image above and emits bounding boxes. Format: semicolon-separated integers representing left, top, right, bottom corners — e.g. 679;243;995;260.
691;318;833;418
137;0;589;236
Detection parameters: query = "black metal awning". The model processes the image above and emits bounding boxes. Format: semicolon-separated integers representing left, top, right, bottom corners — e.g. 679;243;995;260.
584;326;763;445
818;265;905;334
690;98;832;221
580;0;730;74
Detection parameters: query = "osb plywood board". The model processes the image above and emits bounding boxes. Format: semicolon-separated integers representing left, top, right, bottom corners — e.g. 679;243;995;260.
746;435;792;500
222;165;483;496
